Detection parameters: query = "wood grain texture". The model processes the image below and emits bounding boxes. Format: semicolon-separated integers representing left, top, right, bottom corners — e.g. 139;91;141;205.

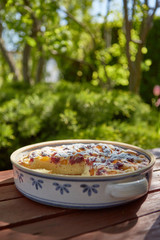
0;151;159;240
0;185;22;201
149;170;160;192
71;211;160;240
0;197;72;229
153;158;160;170
0;170;13;186
6;191;160;239
0;229;54;240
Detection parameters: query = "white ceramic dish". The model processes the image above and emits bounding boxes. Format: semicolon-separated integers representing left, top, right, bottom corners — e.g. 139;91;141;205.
10;140;155;209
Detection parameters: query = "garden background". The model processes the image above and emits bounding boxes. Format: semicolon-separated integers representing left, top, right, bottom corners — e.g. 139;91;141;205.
0;0;160;170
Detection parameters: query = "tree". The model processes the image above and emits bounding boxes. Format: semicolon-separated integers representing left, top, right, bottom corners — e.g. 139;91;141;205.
123;0;160;94
0;0;159;93
0;21;20;82
0;0;97;85
0;0;60;84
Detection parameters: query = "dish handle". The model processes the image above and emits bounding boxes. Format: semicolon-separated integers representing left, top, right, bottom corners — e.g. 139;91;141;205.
106;178;148;200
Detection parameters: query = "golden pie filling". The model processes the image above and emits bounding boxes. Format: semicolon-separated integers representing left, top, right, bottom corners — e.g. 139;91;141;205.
18;143;149;176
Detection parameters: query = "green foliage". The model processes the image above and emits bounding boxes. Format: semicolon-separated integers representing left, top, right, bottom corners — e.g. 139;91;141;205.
141;17;160;103
0;81;159;170
0;124;14;147
0;0;159;172
0;0;158;100
0;0;131;89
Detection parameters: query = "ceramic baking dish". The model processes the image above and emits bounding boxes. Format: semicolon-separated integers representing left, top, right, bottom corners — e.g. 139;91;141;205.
10;140;155;209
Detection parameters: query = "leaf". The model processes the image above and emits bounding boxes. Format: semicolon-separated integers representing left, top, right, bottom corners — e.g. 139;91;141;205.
0;124;14;147
141;47;148;54
145;59;152;66
6;0;14;7
26;36;37;47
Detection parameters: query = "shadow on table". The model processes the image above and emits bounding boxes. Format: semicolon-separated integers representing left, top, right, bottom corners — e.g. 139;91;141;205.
144;215;160;240
0;185;147;239
100;195;147;235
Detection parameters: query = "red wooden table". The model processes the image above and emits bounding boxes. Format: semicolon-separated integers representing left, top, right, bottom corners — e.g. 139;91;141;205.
0;148;160;240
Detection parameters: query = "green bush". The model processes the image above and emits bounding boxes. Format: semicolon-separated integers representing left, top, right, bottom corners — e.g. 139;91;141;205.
0;80;159;170
141;17;160;103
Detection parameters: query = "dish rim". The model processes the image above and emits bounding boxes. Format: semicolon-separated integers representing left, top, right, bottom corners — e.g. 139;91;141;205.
10;139;156;180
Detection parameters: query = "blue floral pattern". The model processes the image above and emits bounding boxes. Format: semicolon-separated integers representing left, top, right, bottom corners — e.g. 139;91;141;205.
53;182;71;195
80;184;100;196
30;177;44;190
16;170;24;183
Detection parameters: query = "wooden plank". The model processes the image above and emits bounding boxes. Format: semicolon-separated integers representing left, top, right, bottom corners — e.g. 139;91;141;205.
149;170;160;192
0;185;22;201
9;191;160;239
71;211;160;240
153;158;160;170
0;229;54;240
149;148;160;159
149;148;160;171
0;170;14;186
0;197;73;229
0;165;159;229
